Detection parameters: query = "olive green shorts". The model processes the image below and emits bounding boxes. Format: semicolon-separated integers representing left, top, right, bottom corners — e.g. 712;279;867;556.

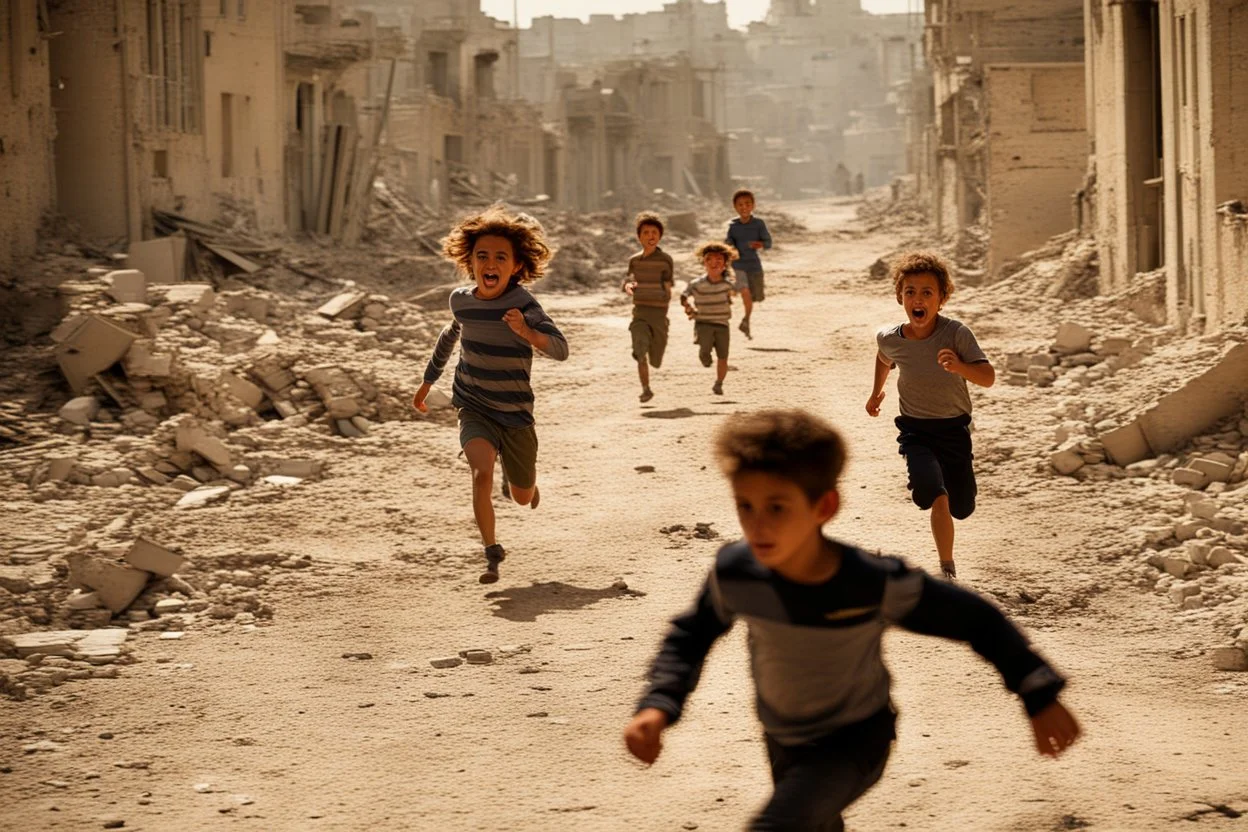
732;269;765;301
458;408;538;490
695;321;730;366
629;306;670;368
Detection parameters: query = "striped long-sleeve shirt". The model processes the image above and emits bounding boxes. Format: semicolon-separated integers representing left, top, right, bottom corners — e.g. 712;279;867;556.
681;276;734;324
626;248;675;309
422;284;569;428
637;540;1067;746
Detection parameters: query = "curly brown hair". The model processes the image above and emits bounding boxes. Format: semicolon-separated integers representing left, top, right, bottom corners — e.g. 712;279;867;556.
731;188;755;205
694;241;738;265
890;250;954;301
714;409;847;501
441;204;555;284
635;211;665;238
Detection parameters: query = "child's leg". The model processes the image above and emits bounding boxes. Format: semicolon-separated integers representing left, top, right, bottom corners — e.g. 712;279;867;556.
739;285;754;320
463;438;499;547
500;424;540;510
751;724;892;831
696;325;714;367
637;360;651;392
931;494;955;563
716;358;728;384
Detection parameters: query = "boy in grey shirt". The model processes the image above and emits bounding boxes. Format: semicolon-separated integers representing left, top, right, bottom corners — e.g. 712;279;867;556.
867;251;995;579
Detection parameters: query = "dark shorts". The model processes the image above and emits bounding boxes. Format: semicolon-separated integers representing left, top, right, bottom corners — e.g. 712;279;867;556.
694;321;730;366
751;707;896;832
895;413;976;519
458;407;538;490
733;269;765;302
629;306;669;367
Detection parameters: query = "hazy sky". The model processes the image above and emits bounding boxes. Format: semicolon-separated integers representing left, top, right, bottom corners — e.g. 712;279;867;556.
480;0;921;30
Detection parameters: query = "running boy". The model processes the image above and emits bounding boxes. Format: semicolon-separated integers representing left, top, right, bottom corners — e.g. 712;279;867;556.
680;242;737;396
623;212;675;403
624;409;1080;831
724;189;772;340
412;206;569;584
866;251;994;580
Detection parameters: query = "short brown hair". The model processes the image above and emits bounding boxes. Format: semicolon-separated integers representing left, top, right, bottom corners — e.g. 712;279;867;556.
694;241;738;264
714;410;847;501
890;251;954;301
636;211;665;238
441;204;555;284
731;189;755;205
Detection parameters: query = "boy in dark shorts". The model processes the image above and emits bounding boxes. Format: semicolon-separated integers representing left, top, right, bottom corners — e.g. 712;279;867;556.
624;409;1080;831
623;212;675;403
412;206;569;584
680;242;737;395
724;189;772;340
866;251;995;579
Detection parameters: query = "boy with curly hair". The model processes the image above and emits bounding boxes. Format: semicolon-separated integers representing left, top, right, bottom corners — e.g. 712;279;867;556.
681;241;738;395
625;409;1079;831
623;212;675;403
412;205;569;584
866;251;995;579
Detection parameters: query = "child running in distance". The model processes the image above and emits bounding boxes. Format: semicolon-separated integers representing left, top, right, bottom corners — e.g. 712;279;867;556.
681;242;737;396
624;212;675;403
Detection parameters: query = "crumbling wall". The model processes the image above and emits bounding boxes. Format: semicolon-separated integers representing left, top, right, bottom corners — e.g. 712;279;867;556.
984;63;1087;276
0;0;55;276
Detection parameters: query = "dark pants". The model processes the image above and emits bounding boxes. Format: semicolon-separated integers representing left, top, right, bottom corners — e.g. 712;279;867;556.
750;708;896;832
895;414;976;519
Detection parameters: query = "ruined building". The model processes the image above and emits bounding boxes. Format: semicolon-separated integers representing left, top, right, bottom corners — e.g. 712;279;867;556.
922;0;1087;276
1084;0;1248;333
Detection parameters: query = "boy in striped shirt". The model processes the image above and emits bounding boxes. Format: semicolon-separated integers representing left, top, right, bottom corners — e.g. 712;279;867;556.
681;242;737;395
623;212;675;403
412;206;569;584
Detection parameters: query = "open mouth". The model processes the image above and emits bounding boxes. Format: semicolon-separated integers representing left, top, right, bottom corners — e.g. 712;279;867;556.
481;272;501;290
911;308;927;321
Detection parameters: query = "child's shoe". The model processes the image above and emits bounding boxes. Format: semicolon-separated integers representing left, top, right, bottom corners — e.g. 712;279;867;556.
639;388;654;403
712;380;723;395
480;544;506;584
738;317;752;340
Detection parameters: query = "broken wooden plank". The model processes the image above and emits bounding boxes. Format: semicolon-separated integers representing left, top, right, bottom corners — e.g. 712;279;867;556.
202;243;263;274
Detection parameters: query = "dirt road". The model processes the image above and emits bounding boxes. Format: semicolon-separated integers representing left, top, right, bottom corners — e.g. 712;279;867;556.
3;200;1246;831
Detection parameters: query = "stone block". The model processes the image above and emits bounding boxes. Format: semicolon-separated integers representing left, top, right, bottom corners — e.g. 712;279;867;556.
1006;372;1029;387
1181;595;1204;610
175;485;231;509
1161;554;1193;578
1190;457;1233;483
1063;352;1101;368
46;455;77;481
1172;467;1209;488
148;282;214;312
1054;322;1093;354
66;554;150;613
1006;354;1030;372
1174;520;1211;541
1167;583;1201;604
1101;422;1151;466
125;538;184;577
2;631;80;658
58;396;100;426
170;475;199;492
1211;646;1248;672
1027;366;1056;387
127;236;187;284
1029;353;1057;368
1050;441;1085;475
429;656;463;669
104;270;147;304
55;316;138;394
316;291;368;319
1208;547;1245;568
124;343;173;378
220;372;265;410
272;459;323;479
175;422;232;468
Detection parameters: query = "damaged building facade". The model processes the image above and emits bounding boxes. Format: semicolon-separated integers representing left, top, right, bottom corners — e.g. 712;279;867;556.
920;0;1087;277
1084;0;1248;333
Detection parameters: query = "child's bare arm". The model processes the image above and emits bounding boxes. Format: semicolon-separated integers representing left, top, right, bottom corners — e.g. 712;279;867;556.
866;352;892;416
938;349;995;387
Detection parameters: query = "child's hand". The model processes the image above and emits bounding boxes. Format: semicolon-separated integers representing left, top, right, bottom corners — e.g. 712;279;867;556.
503;308;532;339
624;708;670;765
624;281;637;296
411;382;432;414
937;348;965;376
866;390;886;417
684;305;696;320
749;241;764;250
1030;701;1080;758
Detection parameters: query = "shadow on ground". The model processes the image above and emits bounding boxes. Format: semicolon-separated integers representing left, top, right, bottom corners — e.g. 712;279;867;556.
485;581;645;622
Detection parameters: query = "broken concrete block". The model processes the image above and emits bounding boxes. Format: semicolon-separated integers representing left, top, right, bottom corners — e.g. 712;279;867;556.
66;553;150;614
1096;336;1132;356
175;485;231;509
1190;457;1233;483
1029;353;1057;368
262;475;303;487
154;598;186;615
1027;366;1056;387
1050;441;1085;475
1005;354;1030;372
1211;646;1248;672
220;372;265;410
1006;372;1029;387
272;459;323;479
57;396;99;426
149;282;215;312
429;657;463;669
104;270;147;304
316;291;368;320
45;455;77;482
64;591;103;611
55;316;139;394
1054;322;1093;354
1161;554;1194;578
175;422;232;468
127;236;187;284
1101;422;1151;466
1208;547;1245;568
124;538;184;578
2;631;79;658
1172;467;1209;488
124;342;174;378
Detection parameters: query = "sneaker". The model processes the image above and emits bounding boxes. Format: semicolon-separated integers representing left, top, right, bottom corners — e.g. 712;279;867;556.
738;317;752;340
480;544;506;584
639;388;654;403
712;380;723;395
940;559;957;580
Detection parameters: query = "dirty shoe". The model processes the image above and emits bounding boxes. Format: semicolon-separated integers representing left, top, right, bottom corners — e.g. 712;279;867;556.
480;544;506;584
738;317;752;340
639;388;654;403
712;380;724;395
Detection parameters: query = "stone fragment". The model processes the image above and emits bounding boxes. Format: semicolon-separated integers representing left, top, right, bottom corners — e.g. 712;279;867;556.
1181;595;1204;610
123;343;173;378
1029;353;1057;368
429;657;463;669
65;591;103;611
1096;336;1132;356
59;396;100;426
46;455;77;481
1174;520;1210;541
316;291;368;319
1006;354;1030;372
336;419;364;438
1054;322;1093;354
1005;372;1028;387
170;475;199;493
1027;366;1056;387
66;554;150;613
220;372;265;410
105;270;147;304
463;650;493;665
175;423;232;469
1172;468;1209;488
56;316;138;393
261;475;302;487
272;459;323;478
125;538;184;577
1167;583;1201;604
1050;441;1085;475
1208;547;1244;568
1190;457;1233;483
154;599;186;615
1211;646;1248;672
1064;352;1101;367
349;415;372;434
175;486;231;509
1188;498;1219;520
1161;554;1193;578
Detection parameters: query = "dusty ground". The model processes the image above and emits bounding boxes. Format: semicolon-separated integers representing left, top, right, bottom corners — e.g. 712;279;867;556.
2;199;1247;831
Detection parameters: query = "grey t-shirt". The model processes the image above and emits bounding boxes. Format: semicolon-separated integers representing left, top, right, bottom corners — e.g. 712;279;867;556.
876;316;988;419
